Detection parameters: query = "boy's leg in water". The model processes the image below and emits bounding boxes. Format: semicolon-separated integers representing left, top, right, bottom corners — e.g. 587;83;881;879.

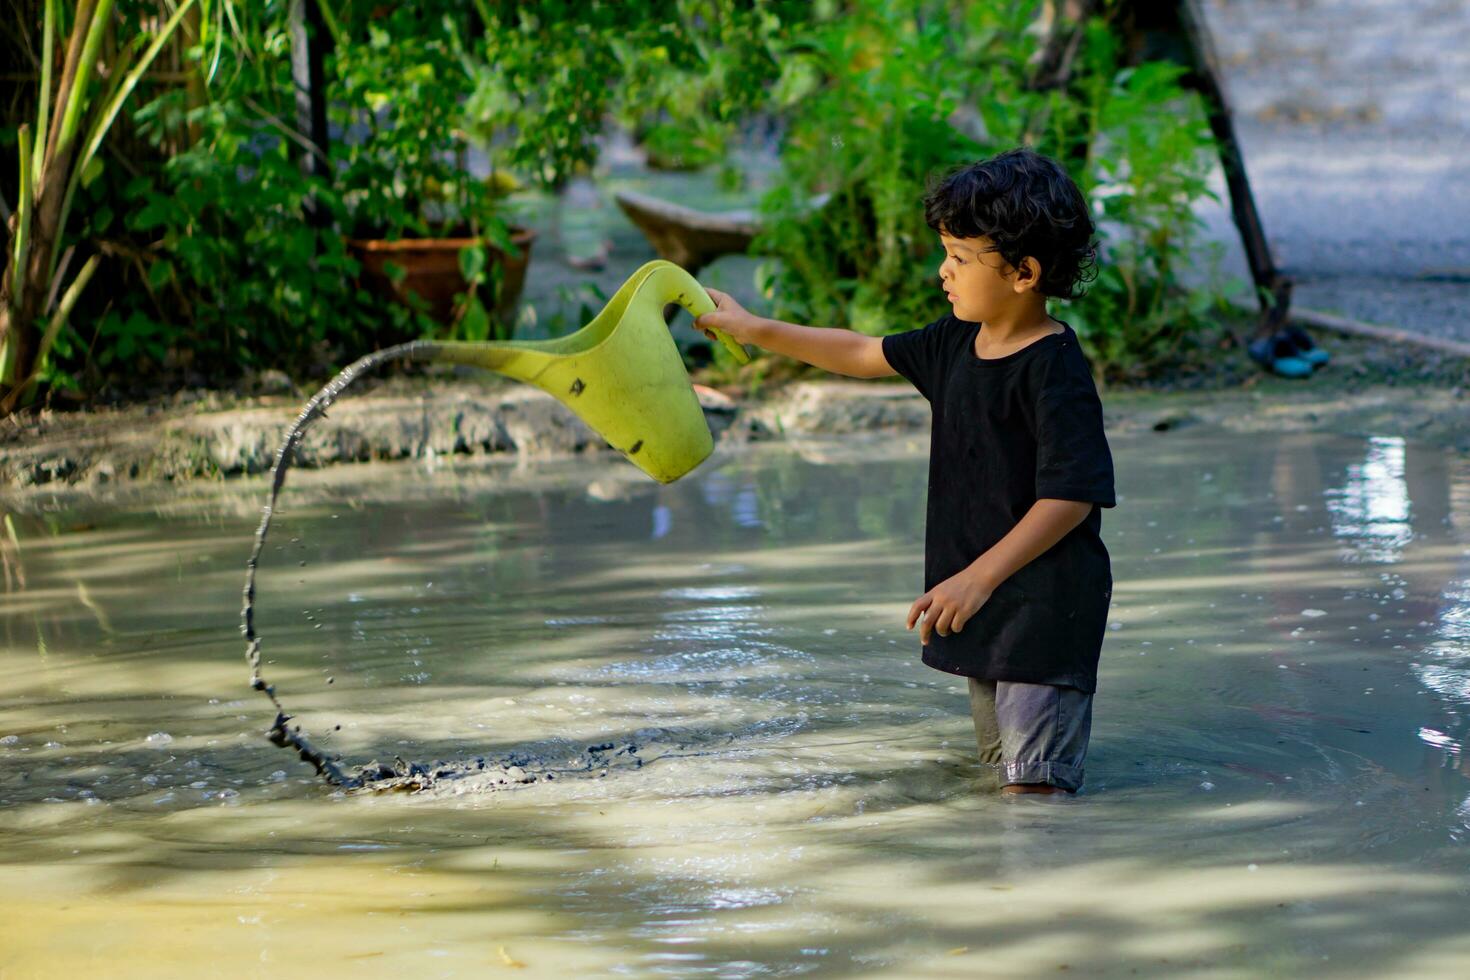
991;681;1094;795
967;678;1004;765
1002;783;1065;796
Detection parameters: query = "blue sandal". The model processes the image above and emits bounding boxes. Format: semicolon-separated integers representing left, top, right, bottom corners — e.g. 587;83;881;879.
1283;324;1330;368
1248;332;1314;379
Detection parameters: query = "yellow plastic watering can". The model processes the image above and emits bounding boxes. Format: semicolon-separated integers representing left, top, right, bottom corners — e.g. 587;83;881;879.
422;259;748;483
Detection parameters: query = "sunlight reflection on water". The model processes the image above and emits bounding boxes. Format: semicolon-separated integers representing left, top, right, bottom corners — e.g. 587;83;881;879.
4;432;1470;975
1327;435;1413;563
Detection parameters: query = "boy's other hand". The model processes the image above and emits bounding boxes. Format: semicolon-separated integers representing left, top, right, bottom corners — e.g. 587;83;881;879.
694;288;762;346
906;569;993;646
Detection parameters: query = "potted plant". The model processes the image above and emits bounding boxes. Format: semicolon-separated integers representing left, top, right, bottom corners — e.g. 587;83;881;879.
344;173;535;342
332;4;532;341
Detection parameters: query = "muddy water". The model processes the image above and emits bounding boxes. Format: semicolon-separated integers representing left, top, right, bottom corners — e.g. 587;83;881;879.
4;429;1470;977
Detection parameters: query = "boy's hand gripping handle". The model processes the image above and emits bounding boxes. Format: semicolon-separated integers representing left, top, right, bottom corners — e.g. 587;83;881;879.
667;275;751;366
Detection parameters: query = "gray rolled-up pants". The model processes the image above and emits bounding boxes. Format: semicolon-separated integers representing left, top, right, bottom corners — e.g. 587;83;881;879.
968;677;1094;792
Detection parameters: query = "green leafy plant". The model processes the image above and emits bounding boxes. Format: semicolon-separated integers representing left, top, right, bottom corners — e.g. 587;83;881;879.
332;3;505;240
610;2;793;175
753;0;1234;381
1;0;200;414
55;0;414;392
464;2;795;188
44;1;521;394
753;0;993;338
5;0;1234;407
1034;17;1238;378
464;1;626;189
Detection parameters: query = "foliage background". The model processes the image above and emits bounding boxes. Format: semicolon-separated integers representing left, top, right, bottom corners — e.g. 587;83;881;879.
0;0;1231;404
751;1;1232;382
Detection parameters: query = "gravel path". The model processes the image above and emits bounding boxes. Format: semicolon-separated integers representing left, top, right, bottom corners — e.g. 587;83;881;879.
1196;0;1470;340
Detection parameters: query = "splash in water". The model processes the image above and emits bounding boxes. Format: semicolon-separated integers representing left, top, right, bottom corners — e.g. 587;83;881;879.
240;341;431;788
238;342;662;793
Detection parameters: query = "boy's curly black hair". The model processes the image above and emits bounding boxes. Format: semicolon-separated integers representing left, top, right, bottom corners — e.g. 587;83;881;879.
923;148;1098;300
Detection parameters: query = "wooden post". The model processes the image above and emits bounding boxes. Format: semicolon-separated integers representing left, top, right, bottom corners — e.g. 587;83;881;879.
1119;0;1292;333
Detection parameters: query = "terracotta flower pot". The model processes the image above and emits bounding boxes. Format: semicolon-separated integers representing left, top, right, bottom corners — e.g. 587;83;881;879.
347;225;536;328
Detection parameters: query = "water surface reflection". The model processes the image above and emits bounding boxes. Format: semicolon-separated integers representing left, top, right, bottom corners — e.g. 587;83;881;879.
3;431;1470;976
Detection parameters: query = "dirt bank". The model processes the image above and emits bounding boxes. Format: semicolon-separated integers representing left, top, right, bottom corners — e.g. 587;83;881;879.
2;329;1467;493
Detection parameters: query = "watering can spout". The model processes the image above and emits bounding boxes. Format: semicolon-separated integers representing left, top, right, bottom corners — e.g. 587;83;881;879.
418;260;748;484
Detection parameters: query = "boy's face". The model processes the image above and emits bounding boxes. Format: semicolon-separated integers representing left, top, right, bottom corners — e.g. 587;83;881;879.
937;232;1039;323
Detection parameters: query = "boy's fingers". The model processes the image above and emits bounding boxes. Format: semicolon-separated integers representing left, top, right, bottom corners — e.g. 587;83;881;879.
933;607;955;637
917;601;941;644
906;593;932;630
954;593;989;634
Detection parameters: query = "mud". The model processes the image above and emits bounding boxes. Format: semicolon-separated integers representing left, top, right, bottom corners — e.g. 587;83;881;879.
346;738;643;794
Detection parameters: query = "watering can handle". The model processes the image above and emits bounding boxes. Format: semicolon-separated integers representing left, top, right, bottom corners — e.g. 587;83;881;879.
712;327;751;366
680;281;751;366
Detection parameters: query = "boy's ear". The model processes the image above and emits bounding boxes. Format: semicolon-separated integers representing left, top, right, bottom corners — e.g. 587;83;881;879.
1014;256;1043;293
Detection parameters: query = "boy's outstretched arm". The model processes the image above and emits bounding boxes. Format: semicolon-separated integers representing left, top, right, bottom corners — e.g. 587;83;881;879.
907;499;1095;646
694;288;896;379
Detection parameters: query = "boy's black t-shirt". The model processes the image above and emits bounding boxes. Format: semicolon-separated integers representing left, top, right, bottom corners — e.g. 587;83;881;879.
881;314;1114;692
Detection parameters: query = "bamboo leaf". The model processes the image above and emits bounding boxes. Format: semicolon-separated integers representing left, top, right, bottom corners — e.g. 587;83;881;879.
204;0;226;85
3;251;100;406
31;0;58;179
73;0;199;190
52;0;193;287
41;0;96;171
0;143;28;384
53;0;115;162
34;253;101;373
79;155;103;189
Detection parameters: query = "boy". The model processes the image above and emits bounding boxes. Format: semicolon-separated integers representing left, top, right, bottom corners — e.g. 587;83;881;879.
694;147;1114;795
